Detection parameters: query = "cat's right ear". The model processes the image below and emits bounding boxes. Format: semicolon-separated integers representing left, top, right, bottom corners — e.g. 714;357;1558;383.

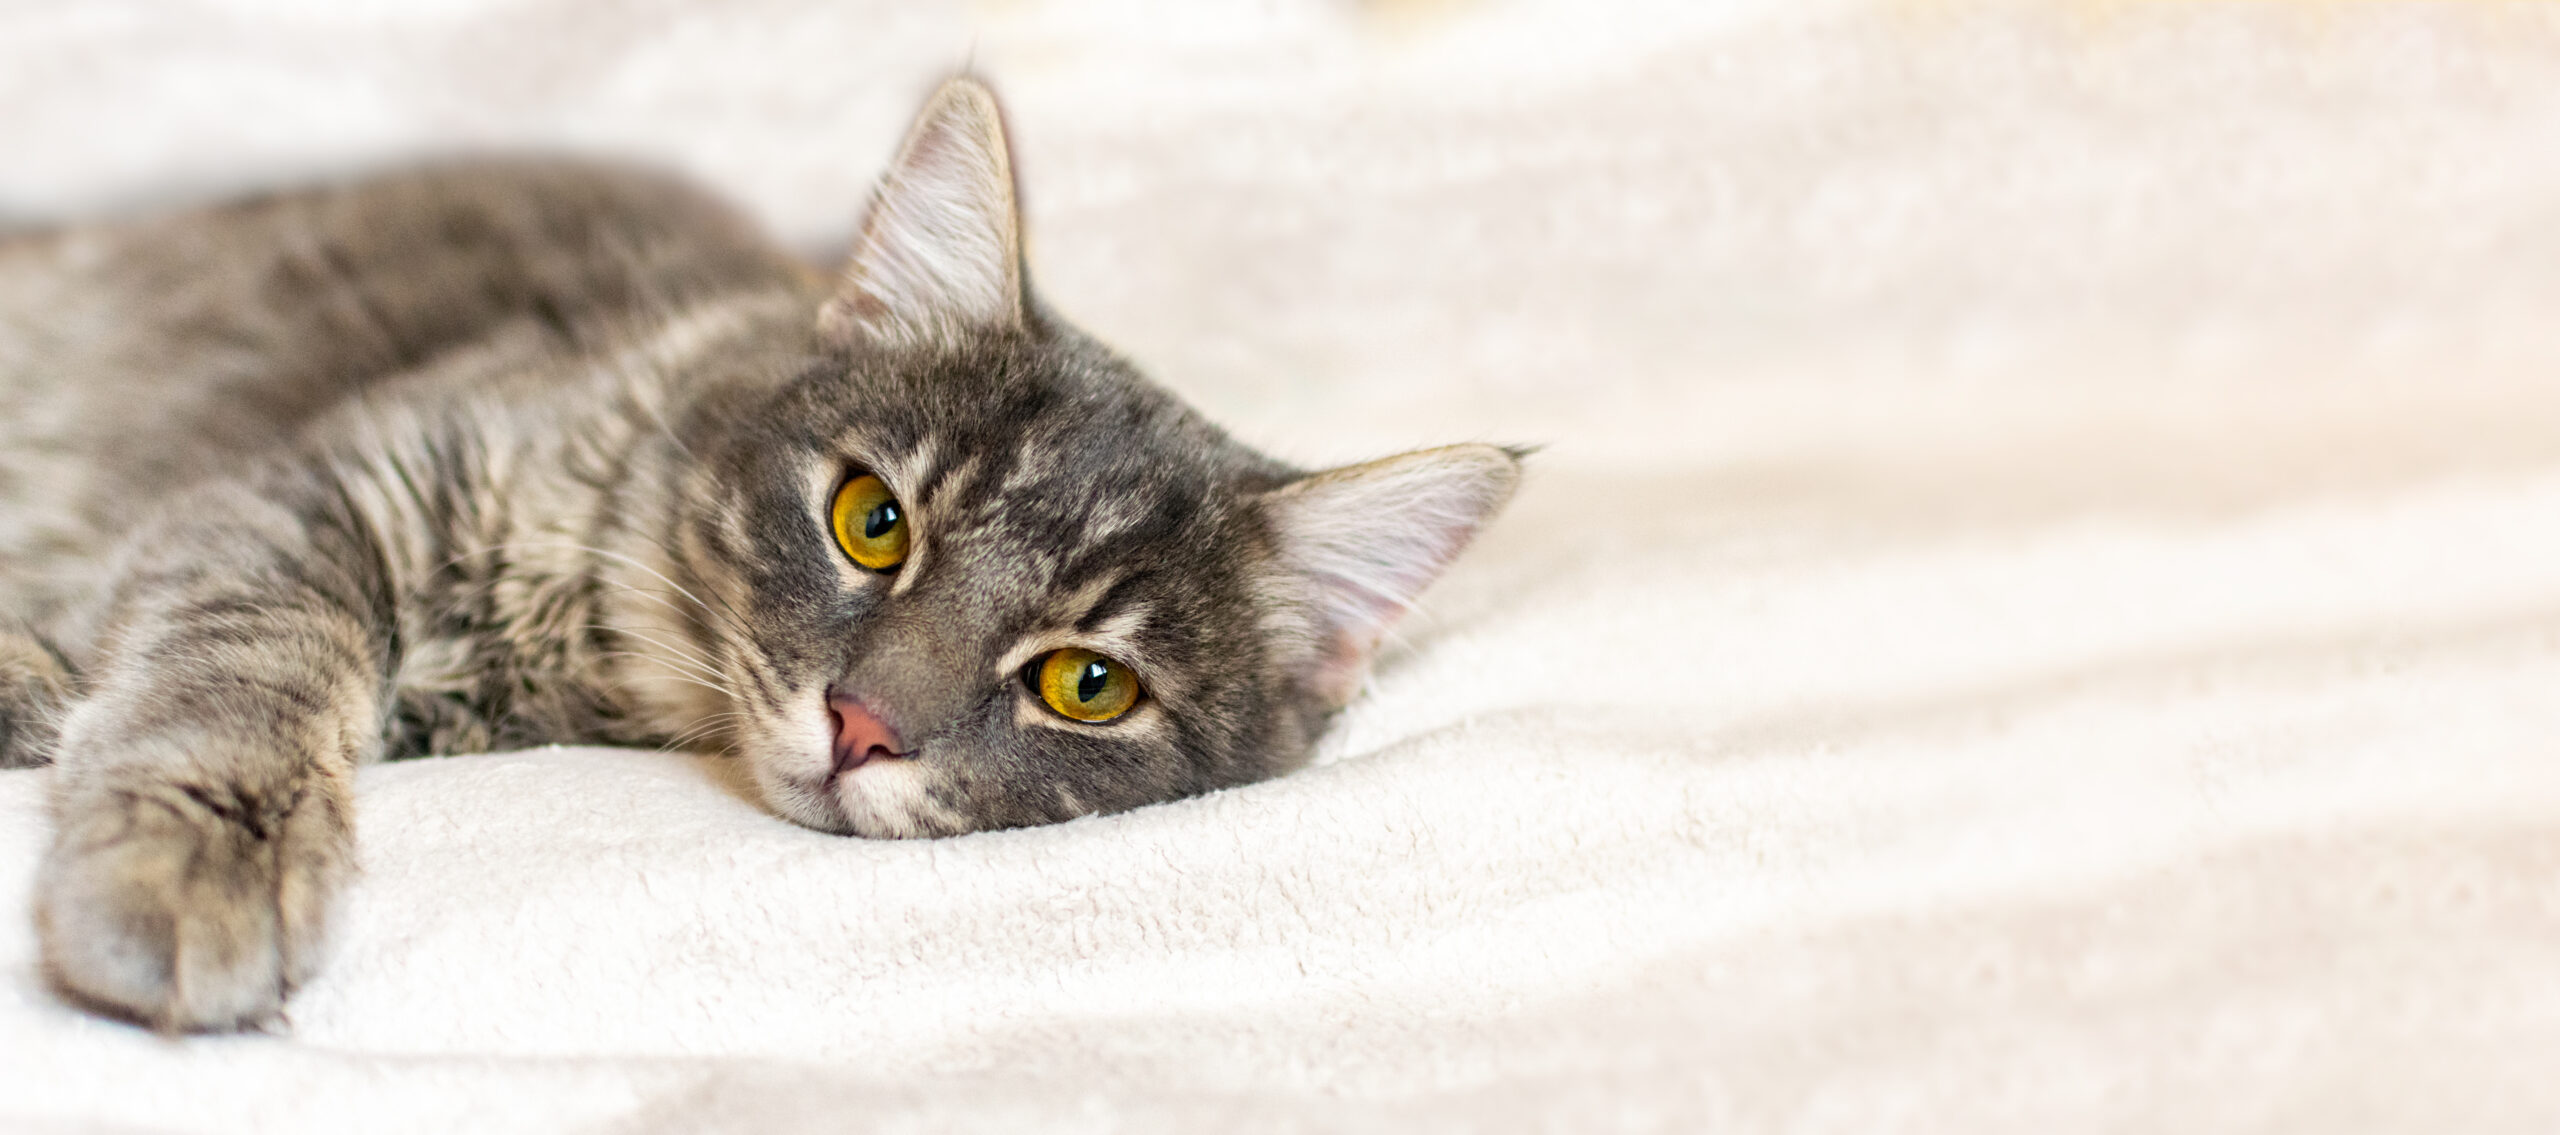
818;76;1027;352
1264;444;1523;710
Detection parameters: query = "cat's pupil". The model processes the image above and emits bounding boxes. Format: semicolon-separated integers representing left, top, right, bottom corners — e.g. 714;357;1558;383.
864;501;899;539
1076;661;1109;703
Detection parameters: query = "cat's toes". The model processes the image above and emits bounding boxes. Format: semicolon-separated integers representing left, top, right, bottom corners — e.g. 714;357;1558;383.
35;780;346;1031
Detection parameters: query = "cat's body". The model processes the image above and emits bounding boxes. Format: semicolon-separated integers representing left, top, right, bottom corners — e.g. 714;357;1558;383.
0;161;810;759
1;80;1517;1032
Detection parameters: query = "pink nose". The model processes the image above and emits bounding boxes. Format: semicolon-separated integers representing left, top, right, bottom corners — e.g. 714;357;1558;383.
827;693;908;776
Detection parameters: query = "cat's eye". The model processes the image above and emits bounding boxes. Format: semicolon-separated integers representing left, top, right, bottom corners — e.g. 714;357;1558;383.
1030;648;1141;723
830;473;909;572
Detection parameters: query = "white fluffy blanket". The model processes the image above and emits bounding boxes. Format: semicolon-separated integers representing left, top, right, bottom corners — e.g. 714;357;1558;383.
4;2;2558;1130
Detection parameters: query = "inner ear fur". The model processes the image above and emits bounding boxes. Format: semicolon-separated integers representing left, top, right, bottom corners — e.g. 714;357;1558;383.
1263;443;1523;708
818;75;1027;352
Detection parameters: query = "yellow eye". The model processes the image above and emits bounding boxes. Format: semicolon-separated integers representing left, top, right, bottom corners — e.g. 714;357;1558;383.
1034;648;1140;723
830;473;909;571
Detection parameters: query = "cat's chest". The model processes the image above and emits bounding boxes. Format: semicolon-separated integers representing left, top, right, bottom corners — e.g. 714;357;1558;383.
352;387;669;758
381;587;632;759
374;491;645;759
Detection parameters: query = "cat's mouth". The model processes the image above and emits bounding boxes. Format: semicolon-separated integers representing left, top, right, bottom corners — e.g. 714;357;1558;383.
753;693;944;839
773;762;887;837
784;758;949;840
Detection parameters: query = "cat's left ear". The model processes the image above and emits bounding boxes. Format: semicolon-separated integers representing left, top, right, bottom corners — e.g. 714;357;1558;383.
819;76;1026;352
1264;444;1524;709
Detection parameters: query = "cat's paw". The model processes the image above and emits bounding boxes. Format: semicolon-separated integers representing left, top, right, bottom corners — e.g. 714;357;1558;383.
35;777;349;1031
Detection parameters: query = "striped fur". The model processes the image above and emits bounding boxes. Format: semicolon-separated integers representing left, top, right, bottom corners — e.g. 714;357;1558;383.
0;79;1519;1031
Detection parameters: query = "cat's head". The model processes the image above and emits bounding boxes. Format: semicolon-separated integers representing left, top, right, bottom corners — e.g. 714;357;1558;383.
674;78;1518;837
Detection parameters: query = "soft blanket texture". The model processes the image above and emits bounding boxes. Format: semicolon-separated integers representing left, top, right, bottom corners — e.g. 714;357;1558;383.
3;1;2558;1130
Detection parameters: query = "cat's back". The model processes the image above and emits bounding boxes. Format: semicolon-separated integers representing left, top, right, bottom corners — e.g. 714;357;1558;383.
0;158;811;626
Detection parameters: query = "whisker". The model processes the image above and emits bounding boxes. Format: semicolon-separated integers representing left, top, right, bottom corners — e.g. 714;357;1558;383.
660;713;749;754
598;580;759;648
595;656;731;700
576;542;759;641
447;538;760;645
601;586;757;655
586;623;728;685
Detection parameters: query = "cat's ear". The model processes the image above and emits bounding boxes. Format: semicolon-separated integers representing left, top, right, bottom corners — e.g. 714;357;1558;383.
1264;444;1523;709
819;76;1026;351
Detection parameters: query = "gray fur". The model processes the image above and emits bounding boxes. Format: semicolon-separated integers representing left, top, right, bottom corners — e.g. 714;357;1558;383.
0;78;1519;1031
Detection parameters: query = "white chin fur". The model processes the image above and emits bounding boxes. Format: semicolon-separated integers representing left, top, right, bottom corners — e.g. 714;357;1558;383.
831;759;955;839
748;752;952;839
751;761;856;834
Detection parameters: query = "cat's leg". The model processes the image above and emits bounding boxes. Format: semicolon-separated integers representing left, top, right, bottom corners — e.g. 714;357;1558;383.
34;482;389;1031
0;624;73;768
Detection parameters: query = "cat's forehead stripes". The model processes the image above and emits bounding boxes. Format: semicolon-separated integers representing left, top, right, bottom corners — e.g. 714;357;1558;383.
1072;570;1154;637
1083;603;1156;655
1045;570;1125;629
872;436;939;498
994;435;1059;497
893;429;1198;596
990;570;1158;668
1073;490;1159;551
921;454;983;515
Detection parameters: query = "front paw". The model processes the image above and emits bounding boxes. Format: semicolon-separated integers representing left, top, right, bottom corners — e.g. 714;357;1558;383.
36;778;349;1031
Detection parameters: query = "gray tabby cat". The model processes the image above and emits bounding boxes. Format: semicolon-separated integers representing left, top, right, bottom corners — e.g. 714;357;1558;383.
0;78;1518;1031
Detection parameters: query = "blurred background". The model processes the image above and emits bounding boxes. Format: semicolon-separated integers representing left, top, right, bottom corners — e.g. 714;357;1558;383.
11;0;2557;481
